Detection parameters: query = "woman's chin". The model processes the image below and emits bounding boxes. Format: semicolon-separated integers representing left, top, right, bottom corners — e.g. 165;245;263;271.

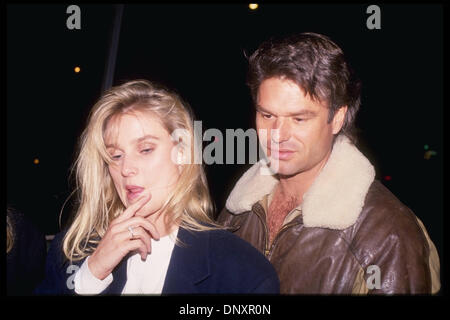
134;209;153;218
136;207;161;221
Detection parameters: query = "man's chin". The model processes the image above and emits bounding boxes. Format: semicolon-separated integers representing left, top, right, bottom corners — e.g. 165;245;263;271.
269;161;302;178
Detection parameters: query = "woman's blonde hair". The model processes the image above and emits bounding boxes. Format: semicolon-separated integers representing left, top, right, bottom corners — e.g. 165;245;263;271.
6;209;14;254
63;80;221;262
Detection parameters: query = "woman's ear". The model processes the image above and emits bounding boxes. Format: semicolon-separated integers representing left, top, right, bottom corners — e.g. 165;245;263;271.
177;150;184;165
177;150;184;174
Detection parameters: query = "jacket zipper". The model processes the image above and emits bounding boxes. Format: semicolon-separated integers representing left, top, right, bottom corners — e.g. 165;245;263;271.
266;220;299;260
253;203;300;259
252;204;270;257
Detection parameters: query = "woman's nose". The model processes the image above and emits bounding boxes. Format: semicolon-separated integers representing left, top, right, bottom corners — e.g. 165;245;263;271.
121;157;138;176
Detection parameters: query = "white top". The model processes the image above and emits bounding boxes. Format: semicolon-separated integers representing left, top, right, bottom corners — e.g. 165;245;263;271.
74;227;179;295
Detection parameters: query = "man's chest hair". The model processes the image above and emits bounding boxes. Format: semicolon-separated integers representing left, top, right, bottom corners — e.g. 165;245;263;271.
267;193;299;242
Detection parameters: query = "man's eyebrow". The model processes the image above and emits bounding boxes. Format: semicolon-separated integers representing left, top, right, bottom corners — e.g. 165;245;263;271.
256;105;317;117
286;110;317;117
255;105;268;113
105;134;159;149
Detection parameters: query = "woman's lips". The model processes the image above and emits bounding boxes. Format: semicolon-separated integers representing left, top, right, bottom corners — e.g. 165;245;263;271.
126;186;145;201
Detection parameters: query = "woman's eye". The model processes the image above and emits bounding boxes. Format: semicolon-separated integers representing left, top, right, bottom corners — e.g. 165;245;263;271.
141;148;153;154
111;154;122;160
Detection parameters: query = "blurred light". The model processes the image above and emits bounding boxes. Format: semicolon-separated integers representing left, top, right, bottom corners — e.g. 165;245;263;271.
424;144;429;150
424;150;437;160
33;158;40;165
384;175;392;181
249;3;259;10
74;66;81;73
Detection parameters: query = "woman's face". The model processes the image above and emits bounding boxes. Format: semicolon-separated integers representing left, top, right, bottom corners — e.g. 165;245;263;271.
104;110;180;219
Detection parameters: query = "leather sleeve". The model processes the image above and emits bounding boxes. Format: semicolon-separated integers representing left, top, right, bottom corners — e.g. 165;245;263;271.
351;205;435;294
216;207;234;226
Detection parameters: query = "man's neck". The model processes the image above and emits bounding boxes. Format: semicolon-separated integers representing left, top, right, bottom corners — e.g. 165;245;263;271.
276;149;332;201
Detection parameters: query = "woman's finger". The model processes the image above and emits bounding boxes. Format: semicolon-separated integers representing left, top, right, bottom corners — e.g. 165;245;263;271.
118;226;152;253
126;239;151;261
123;217;160;240
114;193;152;224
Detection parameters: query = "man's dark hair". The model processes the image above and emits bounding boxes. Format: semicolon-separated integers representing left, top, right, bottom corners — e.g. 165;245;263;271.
247;32;362;142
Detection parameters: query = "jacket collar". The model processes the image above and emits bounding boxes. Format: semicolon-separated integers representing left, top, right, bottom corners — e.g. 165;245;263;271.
225;134;376;230
162;226;211;293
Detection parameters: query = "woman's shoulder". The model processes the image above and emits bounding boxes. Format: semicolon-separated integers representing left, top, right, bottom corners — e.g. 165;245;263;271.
50;229;68;248
207;228;255;248
186;228;279;293
201;228;273;267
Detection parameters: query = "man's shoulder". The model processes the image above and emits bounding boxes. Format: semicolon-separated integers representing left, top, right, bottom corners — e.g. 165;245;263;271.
361;180;422;229
349;180;428;258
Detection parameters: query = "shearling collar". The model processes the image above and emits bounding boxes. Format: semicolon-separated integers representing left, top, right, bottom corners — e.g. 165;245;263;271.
225;134;376;230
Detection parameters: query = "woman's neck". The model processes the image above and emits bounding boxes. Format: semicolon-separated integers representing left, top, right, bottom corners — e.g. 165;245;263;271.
146;212;178;238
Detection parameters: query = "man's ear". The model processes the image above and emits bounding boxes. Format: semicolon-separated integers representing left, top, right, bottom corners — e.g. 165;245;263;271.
332;106;348;135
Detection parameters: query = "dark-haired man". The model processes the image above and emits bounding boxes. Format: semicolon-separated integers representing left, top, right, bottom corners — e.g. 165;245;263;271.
218;32;440;294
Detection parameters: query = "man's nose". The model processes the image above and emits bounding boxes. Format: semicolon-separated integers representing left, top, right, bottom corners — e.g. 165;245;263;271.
271;118;291;144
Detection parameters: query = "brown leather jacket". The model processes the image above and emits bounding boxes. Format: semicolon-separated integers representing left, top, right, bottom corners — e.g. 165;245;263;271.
217;135;440;294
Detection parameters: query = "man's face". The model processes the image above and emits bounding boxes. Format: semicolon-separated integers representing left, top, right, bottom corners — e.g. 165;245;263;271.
256;77;346;177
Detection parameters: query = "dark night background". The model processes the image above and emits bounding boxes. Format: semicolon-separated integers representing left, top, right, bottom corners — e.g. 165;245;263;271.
7;4;444;283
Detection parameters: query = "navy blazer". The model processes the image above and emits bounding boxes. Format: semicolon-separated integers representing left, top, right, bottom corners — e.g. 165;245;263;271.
35;227;279;294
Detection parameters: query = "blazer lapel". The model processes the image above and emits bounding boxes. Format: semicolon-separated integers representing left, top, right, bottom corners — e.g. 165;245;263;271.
162;227;211;294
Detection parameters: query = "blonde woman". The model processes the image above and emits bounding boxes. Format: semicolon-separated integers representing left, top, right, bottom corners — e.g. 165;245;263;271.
35;80;279;294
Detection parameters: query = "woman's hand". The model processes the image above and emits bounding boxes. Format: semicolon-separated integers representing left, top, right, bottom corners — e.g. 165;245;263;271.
88;194;160;280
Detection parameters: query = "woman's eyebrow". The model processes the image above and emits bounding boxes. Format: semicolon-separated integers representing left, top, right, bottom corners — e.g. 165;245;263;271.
135;134;160;143
105;143;118;149
105;134;160;149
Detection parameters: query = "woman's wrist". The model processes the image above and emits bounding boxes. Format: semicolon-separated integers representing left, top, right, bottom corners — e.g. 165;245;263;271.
87;254;112;280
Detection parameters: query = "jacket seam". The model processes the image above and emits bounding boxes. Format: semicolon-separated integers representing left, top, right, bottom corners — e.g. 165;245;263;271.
337;231;368;293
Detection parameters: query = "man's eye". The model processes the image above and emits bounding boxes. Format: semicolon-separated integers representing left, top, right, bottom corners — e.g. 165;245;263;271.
262;114;272;119
294;118;304;122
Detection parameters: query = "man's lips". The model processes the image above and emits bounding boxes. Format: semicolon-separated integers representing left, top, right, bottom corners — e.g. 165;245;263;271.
125;185;145;201
268;148;296;160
